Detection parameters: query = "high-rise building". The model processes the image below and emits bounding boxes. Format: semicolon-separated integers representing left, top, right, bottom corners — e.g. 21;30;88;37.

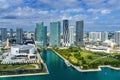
35;22;46;46
35;27;37;41
63;20;69;46
76;21;84;46
43;26;47;46
50;21;61;47
101;32;108;41
89;32;102;42
10;29;13;38
0;28;7;41
115;31;120;46
89;32;108;42
16;28;23;44
69;26;74;46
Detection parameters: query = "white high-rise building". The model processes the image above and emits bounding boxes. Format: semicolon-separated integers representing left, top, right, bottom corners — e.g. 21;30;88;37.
89;32;108;42
115;31;120;46
101;32;108;41
89;32;101;42
69;26;74;46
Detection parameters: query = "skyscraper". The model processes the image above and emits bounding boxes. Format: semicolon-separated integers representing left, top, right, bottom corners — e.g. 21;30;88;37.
89;32;102;42
43;26;47;46
10;29;13;38
35;27;37;41
69;26;74;46
115;31;120;46
16;28;23;44
63;20;69;46
35;22;45;46
76;21;84;46
0;28;7;41
50;21;61;47
89;32;108;42
101;32;108;41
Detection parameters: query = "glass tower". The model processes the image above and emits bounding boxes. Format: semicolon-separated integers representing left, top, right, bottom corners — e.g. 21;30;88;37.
63;20;69;46
43;26;47;46
69;26;74;46
76;21;84;46
35;22;47;47
10;28;13;38
50;21;61;47
16;28;23;44
0;28;7;41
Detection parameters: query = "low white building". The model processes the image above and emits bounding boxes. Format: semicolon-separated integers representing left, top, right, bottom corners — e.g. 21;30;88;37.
10;44;36;58
1;44;37;64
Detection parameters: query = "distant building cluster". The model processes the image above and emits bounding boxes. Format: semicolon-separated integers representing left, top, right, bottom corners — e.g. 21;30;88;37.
89;32;108;42
35;20;84;47
0;20;120;49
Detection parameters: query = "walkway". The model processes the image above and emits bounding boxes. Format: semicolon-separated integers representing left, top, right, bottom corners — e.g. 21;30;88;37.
89;56;107;64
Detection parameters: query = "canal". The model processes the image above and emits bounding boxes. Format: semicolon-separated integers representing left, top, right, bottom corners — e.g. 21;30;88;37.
0;50;120;80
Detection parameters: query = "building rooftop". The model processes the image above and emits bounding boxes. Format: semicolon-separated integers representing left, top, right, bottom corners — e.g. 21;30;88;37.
12;44;35;50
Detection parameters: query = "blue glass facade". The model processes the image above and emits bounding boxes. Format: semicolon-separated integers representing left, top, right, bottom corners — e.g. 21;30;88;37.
0;28;7;41
35;22;47;47
10;29;13;38
50;22;61;47
16;28;23;44
63;20;69;46
43;26;47;46
76;21;84;46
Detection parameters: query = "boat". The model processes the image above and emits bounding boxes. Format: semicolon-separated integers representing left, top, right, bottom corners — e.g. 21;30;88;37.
65;60;71;67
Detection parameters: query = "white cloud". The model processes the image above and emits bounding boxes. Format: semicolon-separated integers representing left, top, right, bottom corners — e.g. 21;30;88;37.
87;8;100;14
38;0;80;8
101;9;111;14
60;8;83;13
94;17;99;20
0;0;23;9
0;0;120;31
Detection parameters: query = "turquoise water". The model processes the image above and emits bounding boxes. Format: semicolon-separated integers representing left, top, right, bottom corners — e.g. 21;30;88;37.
0;50;120;80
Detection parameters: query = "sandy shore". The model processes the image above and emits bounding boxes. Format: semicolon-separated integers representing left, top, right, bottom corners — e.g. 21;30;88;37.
52;49;120;72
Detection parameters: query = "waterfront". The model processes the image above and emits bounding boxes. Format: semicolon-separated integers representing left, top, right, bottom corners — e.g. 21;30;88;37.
0;50;120;80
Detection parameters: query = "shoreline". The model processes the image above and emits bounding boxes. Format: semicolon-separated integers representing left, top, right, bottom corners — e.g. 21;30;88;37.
52;49;120;72
0;51;49;78
0;62;49;78
0;72;49;78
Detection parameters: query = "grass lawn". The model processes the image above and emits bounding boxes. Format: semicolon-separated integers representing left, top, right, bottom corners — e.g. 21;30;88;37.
54;47;120;69
0;64;40;71
0;65;20;71
0;60;2;63
16;64;37;70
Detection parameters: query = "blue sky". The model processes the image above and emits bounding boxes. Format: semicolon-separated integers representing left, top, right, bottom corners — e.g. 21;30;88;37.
0;0;120;32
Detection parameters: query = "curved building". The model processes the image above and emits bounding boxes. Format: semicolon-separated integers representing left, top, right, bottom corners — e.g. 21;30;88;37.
63;20;69;46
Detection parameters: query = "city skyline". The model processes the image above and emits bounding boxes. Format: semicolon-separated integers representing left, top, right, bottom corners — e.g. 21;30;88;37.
0;0;120;79
0;0;120;32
